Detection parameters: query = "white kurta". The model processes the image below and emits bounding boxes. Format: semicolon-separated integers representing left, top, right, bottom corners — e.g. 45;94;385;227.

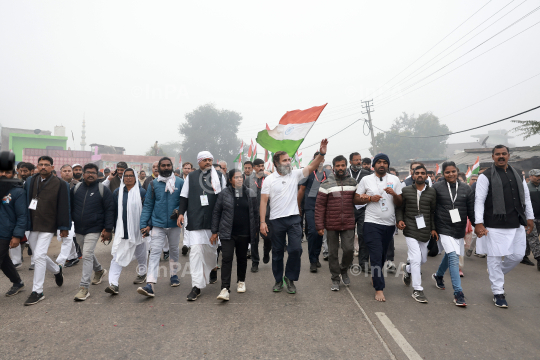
439;234;465;256
474;173;534;257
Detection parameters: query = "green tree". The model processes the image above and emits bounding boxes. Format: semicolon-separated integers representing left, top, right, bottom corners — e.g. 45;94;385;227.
370;112;450;166
180;103;242;166
512;120;540;140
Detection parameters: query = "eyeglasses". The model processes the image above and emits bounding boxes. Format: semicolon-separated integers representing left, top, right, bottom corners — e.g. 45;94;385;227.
84;171;97;175
123;175;135;178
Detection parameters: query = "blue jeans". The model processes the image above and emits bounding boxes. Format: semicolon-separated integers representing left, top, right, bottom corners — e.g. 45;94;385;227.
436;251;462;294
269;215;303;282
305;209;323;264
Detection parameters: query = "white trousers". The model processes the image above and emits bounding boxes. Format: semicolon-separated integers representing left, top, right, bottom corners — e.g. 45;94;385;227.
189;244;218;289
405;237;429;291
148;232;170;252
108;241;148;286
9;245;22;265
147;227;181;283
56;227;78;266
27;232;60;293
487;255;522;295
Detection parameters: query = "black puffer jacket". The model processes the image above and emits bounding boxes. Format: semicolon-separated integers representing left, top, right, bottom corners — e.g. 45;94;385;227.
432;179;475;239
396;183;437;242
211;185;259;242
71;181;115;235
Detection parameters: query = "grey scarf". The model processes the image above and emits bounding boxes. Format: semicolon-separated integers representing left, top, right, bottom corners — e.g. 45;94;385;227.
490;164;525;219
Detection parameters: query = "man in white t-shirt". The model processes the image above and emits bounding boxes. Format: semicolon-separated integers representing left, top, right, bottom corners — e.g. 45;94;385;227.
260;139;328;294
354;153;402;302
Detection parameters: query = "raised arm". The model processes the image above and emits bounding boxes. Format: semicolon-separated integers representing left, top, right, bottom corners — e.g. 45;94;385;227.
302;139;328;178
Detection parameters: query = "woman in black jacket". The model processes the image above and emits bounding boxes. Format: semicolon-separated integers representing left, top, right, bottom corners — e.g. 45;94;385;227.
211;169;259;301
432;161;475;307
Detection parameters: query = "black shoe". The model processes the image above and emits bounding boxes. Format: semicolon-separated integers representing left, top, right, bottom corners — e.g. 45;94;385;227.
273;280;284;292
54;265;64;287
310;263;317;273
454;291;467;307
521;256;534;266
24;291;45;306
209;269;218;284
163;251;170;261
105;285;119;295
283;276;296;294
341;273;350;286
5;282;24;297
493;294;508;308
64;258;80;268
246;250;251;259
316;261;322;268
401;264;411;287
251;263;259;273
536;257;540;271
186;286;200;301
263;253;270;264
432;273;445;290
412;290;428;303
182;245;189;256
331;280;340;291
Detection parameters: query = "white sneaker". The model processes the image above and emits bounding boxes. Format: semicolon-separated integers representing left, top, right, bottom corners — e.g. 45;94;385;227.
353;250;359;257
237;281;246;293
386;261;397;273
217;288;229;301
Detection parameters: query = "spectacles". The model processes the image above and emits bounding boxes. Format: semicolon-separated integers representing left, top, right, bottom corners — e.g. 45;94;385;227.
85;171;97;175
123;175;135;178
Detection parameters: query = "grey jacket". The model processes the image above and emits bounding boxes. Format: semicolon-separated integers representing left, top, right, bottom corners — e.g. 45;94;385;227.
211;185;259;242
396;183;437;242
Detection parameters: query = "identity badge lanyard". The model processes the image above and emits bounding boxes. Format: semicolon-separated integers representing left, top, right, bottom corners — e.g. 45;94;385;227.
447;181;461;223
200;190;209;206
415;189;426;229
379;175;389;212
29;176;52;210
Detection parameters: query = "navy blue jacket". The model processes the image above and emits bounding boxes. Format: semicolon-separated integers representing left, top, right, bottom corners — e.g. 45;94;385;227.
70;181;115;235
113;186;147;239
0;184;27;240
140;177;183;229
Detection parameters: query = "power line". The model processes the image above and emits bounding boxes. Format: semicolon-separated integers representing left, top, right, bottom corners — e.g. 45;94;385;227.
376;6;540;105
365;1;493;100
377;19;540;108
374;0;527;101
299;119;362;150
371;105;540;138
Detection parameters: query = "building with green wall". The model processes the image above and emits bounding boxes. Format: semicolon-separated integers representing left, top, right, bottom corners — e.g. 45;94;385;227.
9;133;67;161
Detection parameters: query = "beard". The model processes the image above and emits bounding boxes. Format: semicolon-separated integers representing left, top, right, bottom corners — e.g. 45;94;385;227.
159;169;173;177
277;164;291;175
351;164;362;171
335;169;346;177
73;173;82;180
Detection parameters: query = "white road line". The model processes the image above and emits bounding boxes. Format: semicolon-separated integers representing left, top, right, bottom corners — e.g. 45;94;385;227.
345;288;396;360
375;312;422;360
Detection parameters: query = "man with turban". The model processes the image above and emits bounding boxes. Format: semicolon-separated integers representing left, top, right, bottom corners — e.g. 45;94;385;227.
178;151;224;301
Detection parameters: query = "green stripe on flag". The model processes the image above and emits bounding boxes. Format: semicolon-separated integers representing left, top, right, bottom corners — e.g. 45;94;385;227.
256;130;304;157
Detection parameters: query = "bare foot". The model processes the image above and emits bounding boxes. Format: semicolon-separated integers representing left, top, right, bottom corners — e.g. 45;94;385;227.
375;290;386;302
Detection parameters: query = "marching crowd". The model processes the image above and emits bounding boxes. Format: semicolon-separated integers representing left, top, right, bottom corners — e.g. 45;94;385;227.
1;139;539;309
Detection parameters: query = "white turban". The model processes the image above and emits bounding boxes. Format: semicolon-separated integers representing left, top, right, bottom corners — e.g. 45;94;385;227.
196;151;221;194
197;151;213;163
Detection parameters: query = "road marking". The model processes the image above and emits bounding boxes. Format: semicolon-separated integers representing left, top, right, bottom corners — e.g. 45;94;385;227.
375;312;422;360
345;288;396;360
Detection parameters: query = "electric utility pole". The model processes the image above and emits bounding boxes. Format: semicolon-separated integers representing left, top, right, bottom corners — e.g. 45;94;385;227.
362;100;376;154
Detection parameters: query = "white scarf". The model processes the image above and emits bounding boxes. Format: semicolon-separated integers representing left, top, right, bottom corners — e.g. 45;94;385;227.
158;174;176;194
111;170;144;267
197;150;222;194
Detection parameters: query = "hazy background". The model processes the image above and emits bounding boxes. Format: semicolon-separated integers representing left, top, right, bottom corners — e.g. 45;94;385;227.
1;0;539;161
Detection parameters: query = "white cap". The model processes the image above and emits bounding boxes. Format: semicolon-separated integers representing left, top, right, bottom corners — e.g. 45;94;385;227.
72;163;82;168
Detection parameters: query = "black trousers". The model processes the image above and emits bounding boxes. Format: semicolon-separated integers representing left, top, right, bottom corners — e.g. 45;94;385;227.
221;235;250;290
363;222;395;291
355;207;369;266
251;219;272;264
270;215;303;282
0;239;22;284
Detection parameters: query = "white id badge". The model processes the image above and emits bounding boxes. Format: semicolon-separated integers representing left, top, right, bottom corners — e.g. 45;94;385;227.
200;195;209;206
29;199;38;210
415;214;426;229
449;209;461;223
380;197;388;212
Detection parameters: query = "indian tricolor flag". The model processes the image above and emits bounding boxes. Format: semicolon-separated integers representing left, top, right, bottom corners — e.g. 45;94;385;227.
471;156;480;176
465;166;472;182
234;140;243;165
256;104;327;157
435;163;441;175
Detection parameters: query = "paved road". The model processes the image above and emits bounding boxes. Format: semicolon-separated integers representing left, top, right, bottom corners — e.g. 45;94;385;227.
1;233;539;359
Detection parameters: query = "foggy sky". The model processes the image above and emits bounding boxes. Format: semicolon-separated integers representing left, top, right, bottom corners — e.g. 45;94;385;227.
1;1;539;163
